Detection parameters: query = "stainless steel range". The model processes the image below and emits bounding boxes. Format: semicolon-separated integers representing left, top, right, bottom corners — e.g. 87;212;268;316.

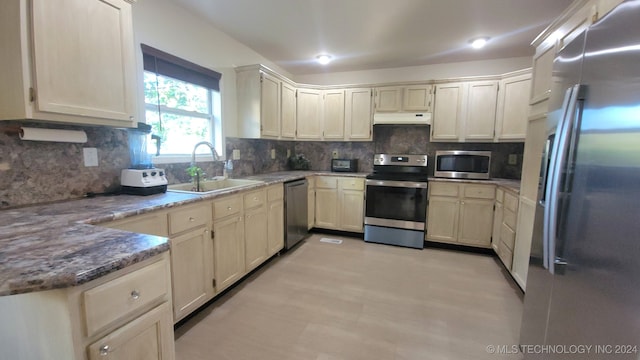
364;154;429;249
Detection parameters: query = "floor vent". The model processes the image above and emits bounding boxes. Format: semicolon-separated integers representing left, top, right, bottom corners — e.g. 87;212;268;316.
320;238;343;245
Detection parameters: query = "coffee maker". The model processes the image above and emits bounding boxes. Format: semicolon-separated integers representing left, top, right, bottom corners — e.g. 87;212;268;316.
120;123;168;195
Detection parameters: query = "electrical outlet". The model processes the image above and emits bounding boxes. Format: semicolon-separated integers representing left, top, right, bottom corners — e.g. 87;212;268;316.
286;149;291;158
83;148;98;167
270;149;276;159
232;149;240;160
508;154;518;165
332;150;339;159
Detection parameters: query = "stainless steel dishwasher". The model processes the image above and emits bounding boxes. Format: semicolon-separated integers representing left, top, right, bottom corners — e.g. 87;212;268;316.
284;179;308;250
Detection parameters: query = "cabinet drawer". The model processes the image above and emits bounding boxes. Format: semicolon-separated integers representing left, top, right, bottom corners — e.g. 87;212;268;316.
84;258;169;337
504;191;518;213
496;188;504;204
267;184;284;202
429;182;459;197
213;195;242;220
503;208;517;230
498;242;513;270
168;203;210;235
463;184;495;199
500;222;516;250
315;176;338;189
244;189;266;209
339;177;364;191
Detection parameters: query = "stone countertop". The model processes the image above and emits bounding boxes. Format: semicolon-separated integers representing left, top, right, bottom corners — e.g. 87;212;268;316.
428;177;521;194
0;171;366;296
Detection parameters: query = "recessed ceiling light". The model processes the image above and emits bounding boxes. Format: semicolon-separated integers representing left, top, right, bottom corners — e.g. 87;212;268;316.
316;54;332;65
470;37;490;49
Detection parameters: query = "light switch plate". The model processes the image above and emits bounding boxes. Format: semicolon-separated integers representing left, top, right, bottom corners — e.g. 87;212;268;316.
83;147;98;167
332;150;339;159
508;154;518;165
232;149;240;160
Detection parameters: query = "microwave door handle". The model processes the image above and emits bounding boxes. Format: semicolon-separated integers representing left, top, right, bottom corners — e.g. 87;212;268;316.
544;84;582;275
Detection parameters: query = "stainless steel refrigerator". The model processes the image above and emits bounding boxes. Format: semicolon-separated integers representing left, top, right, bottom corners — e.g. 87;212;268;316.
520;1;640;358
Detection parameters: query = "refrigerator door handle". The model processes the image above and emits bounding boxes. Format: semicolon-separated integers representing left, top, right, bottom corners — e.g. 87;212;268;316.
544;84;583;274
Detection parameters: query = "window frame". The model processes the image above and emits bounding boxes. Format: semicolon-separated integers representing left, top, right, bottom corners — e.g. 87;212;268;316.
141;44;223;163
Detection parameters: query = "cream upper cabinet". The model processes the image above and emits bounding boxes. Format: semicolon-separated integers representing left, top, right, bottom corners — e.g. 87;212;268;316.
463;80;499;141
236;68;282;139
374;86;403;112
374;85;432;112
403;85;433;111
345;88;373;141
431;83;464;141
426;182;495;248
281;82;297;139
323;89;345;139
296;88;323;140
260;73;281;138
495;71;532;141
0;0;136;127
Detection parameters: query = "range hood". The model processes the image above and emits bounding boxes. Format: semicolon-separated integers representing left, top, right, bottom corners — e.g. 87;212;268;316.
373;112;432;125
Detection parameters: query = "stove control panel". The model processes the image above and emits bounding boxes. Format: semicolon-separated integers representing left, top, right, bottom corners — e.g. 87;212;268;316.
373;154;428;167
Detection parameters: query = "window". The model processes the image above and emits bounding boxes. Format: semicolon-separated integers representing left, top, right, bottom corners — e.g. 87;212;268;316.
142;45;222;160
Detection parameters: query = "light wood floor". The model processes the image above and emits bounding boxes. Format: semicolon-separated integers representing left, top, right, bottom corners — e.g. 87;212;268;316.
175;234;524;360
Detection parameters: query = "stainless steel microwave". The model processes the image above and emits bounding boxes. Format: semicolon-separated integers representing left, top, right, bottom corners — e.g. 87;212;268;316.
434;150;491;179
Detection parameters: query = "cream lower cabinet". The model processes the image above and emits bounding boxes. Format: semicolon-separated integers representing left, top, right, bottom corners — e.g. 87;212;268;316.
0;0;137;126
314;176;365;233
167;203;213;322
426;182;495;248
307;176;316;229
0;254;175;360
492;189;505;252
212;195;245;293
267;184;285;256
493;187;519;270
243;188;268;272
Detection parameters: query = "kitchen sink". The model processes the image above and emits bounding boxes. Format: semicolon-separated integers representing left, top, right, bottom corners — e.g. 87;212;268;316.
167;177;264;194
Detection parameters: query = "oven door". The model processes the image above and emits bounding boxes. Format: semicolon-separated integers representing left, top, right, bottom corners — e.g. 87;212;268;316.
365;179;428;230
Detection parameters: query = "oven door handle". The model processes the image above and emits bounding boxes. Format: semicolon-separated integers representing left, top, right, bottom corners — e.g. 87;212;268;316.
365;179;428;188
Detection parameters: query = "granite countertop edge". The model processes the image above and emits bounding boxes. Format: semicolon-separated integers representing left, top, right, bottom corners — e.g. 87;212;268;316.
0;171;366;296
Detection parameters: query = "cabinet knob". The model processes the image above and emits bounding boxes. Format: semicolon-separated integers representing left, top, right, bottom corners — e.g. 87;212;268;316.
227;206;232;211
130;290;140;300
253;197;258;201
99;345;110;356
189;216;195;222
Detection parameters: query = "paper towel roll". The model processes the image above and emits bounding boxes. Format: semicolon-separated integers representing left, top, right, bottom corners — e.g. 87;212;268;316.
19;127;87;143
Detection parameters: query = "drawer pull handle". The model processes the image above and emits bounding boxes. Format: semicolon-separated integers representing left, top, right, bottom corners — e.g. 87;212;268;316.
99;345;110;356
189;217;195;222
227;206;232;211
131;290;140;300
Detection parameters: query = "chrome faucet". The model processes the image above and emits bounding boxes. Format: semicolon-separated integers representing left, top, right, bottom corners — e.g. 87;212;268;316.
190;141;220;192
191;141;220;166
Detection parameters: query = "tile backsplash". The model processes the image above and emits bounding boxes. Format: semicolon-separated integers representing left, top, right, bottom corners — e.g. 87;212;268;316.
1;122;522;208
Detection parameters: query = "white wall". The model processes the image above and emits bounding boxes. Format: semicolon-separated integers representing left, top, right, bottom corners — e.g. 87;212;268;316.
295;57;532;86
131;0;291;140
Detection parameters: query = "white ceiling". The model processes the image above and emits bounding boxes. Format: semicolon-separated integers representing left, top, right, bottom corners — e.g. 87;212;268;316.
170;0;573;75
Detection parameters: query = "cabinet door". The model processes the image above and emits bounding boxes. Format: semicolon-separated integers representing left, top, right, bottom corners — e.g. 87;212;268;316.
403;85;432;111
426;196;459;242
296;88;323;140
323;89;345;139
267;200;284;256
432;83;464;141
87;302;175;360
260;73;280;138
213;215;245;292
244;207;268;272
170;227;212;322
315;188;338;229
281;82;297;139
340;189;364;233
496;73;531;141
530;44;556;104
492;202;503;253
375;86;402;112
458;199;494;248
345;88;372;140
307;182;315;230
464;80;498;141
31;0;136;124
